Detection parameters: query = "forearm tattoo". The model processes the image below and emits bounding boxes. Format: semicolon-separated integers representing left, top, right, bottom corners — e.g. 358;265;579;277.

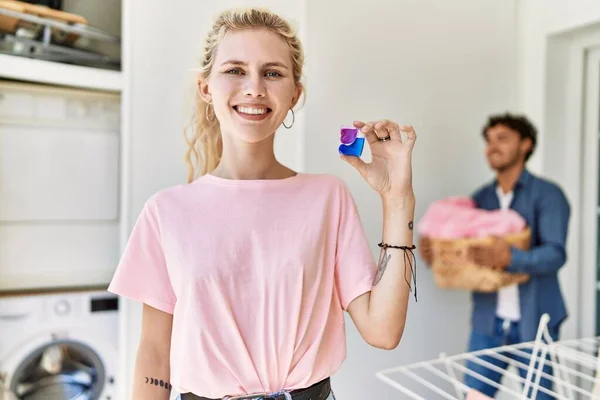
373;250;391;286
145;377;172;391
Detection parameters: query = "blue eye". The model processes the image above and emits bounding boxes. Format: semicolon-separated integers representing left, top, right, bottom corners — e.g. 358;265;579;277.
225;68;242;75
265;71;282;78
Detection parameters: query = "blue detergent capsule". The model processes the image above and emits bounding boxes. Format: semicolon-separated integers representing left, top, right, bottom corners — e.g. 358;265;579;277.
338;137;365;157
338;127;365;157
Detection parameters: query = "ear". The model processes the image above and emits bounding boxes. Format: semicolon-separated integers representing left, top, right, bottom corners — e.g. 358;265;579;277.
521;137;533;155
198;79;212;104
291;83;304;109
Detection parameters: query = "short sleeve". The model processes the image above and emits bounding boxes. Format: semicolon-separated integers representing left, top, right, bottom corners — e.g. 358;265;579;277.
334;181;376;310
107;197;176;314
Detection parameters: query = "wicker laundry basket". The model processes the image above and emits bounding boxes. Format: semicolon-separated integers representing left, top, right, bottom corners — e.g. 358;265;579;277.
430;228;531;293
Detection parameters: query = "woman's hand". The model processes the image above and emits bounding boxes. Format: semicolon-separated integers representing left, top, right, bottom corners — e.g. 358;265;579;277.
341;120;416;200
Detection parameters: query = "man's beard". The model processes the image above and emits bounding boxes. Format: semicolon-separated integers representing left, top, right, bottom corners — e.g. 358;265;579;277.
493;151;523;172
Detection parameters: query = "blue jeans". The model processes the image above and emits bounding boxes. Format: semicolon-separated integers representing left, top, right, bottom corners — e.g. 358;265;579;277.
464;317;559;399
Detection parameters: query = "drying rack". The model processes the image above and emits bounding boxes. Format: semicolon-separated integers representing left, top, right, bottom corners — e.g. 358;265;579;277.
376;314;600;399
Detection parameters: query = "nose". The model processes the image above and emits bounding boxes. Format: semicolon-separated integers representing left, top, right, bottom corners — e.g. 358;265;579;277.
244;75;266;98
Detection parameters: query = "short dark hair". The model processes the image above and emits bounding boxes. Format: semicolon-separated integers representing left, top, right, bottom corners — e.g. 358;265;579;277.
482;112;537;161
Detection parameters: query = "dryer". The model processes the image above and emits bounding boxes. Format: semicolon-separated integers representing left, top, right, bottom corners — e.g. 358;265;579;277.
0;289;118;399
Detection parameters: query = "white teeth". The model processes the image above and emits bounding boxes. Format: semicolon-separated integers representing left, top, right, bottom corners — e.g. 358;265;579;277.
237;106;268;115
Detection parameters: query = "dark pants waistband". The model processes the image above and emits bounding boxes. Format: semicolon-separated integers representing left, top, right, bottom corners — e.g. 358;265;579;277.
180;377;331;400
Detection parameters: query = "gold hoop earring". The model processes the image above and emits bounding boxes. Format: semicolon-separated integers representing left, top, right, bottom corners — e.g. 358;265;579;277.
283;109;295;129
206;103;216;122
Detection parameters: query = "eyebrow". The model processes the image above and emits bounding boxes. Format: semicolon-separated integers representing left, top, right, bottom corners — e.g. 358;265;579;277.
220;60;289;69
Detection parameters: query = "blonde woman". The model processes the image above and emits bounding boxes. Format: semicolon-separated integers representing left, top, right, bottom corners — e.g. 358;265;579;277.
108;7;417;400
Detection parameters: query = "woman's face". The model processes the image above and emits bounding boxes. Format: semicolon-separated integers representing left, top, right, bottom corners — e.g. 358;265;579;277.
200;28;302;144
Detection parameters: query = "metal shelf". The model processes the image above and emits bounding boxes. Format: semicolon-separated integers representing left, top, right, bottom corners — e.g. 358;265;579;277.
0;53;122;92
0;6;120;43
0;5;121;73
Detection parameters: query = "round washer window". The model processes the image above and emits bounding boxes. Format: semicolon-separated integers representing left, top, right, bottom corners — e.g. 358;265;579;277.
9;339;105;400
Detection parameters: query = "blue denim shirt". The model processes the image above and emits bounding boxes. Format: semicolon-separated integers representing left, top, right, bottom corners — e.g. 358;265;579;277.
470;169;571;341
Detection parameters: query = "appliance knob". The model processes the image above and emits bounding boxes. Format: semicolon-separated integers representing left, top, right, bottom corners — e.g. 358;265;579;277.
54;300;70;316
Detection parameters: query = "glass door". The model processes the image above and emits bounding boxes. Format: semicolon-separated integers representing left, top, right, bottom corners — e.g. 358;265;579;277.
580;45;600;339
595;53;600;336
585;47;600;336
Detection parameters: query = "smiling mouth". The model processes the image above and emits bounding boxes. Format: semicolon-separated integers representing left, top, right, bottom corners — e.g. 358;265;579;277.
233;106;272;115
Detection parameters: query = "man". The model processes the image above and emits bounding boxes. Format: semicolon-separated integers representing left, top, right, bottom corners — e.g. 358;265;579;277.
421;113;571;399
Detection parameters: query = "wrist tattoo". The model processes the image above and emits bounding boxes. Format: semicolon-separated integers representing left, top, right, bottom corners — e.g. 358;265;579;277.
373;249;391;286
145;377;172;391
408;221;413;230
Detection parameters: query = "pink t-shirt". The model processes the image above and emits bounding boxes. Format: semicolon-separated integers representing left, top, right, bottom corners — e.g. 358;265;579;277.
108;173;376;397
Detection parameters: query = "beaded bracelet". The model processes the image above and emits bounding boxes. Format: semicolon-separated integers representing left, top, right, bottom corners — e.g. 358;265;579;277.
377;243;416;251
377;242;418;302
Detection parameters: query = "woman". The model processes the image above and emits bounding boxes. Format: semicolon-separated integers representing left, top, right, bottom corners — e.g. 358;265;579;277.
108;7;417;400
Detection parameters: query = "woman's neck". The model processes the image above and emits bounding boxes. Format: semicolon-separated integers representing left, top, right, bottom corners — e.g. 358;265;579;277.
211;137;296;180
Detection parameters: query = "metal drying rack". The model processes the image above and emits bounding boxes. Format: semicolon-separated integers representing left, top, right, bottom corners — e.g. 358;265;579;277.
376;314;600;399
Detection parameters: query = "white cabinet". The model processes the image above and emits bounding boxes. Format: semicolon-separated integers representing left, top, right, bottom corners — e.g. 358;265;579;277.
0;0;124;291
0;81;122;291
0;125;119;221
0;84;120;221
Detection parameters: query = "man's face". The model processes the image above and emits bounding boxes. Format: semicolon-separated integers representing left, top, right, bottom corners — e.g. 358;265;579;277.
484;124;531;172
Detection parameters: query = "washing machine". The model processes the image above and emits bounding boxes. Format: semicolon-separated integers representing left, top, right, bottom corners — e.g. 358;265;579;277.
0;289;118;400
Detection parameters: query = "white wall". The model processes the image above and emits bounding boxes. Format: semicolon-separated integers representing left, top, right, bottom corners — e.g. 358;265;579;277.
303;1;518;398
517;0;600;173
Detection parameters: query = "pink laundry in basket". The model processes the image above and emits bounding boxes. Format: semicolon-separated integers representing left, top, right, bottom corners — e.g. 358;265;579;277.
417;196;526;239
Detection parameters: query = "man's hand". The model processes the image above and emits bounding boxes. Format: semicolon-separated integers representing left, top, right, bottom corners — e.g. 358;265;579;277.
468;237;512;269
419;236;434;266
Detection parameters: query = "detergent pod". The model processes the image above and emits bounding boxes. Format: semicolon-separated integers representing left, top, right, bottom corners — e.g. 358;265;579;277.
338;127;365;157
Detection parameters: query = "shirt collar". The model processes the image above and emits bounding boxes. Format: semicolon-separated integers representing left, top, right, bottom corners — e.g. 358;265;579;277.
492;168;531;191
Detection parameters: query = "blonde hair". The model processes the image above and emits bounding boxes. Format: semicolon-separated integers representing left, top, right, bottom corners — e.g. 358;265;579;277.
184;8;305;183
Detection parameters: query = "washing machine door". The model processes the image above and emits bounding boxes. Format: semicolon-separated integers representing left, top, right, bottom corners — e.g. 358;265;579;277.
8;339;106;400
